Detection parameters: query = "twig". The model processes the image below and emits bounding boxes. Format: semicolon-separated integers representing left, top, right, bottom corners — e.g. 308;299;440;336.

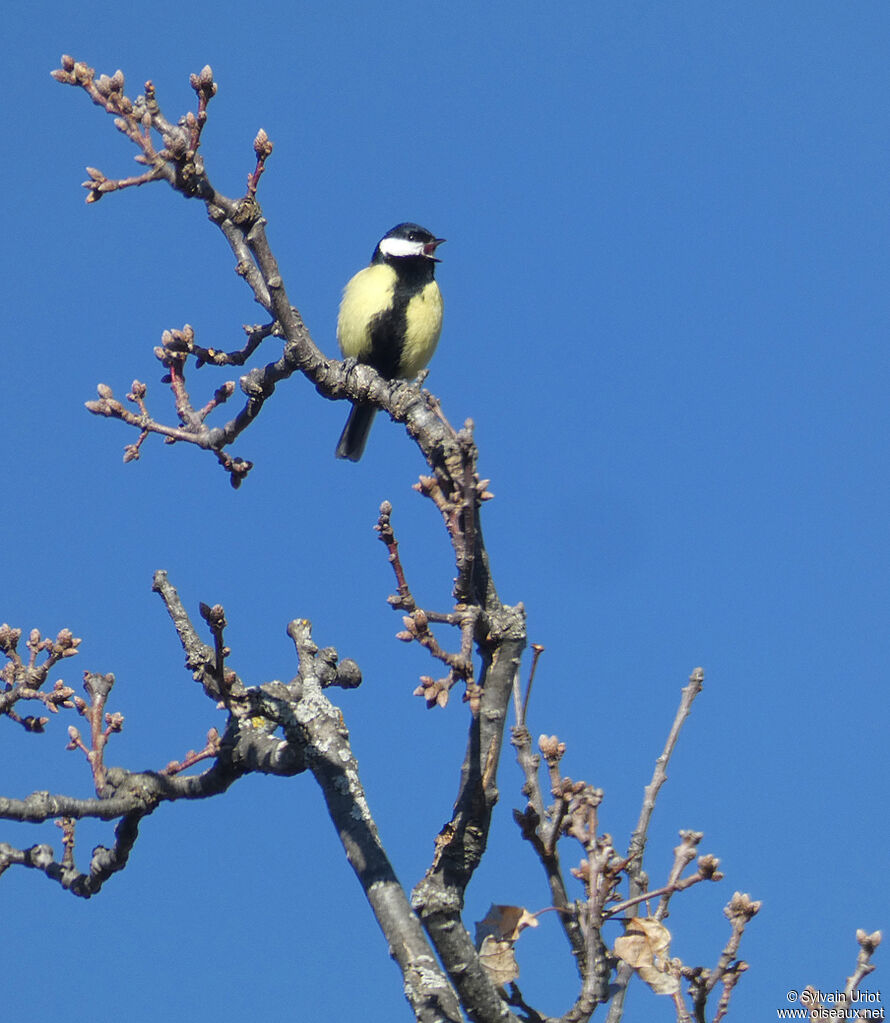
64;671;122;793
846;928;882;1000
151;572;243;699
606;669;704;1023
605;850;723;919
685;892;760;1022
247;129;274;197
377;500;482;708
377;500;417;612
801;929;881;1023
519;643;545;728
0;625;80;726
628;668;705;888
161;728;222;776
655;831;704;921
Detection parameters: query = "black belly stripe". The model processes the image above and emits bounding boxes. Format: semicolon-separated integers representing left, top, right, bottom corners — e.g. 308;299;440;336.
367;303;407;379
363;255;437;380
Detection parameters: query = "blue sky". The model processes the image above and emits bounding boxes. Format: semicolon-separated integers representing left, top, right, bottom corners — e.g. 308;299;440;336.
2;3;889;1020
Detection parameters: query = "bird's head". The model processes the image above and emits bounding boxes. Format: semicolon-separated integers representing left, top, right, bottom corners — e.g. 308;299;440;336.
374;223;446;263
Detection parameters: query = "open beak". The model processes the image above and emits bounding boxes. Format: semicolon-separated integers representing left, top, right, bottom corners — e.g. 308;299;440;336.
424;237;446;261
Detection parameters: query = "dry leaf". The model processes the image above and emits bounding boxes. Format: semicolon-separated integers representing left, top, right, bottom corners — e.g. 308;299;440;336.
476;904;539;943
478;935;520;987
613;917;679;996
474;904;538;987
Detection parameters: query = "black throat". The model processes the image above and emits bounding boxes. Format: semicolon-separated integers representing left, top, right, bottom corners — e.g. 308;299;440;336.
375;252;437;289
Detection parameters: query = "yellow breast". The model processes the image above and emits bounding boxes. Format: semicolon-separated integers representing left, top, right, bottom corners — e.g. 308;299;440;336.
400;281;444;378
337;264;394;361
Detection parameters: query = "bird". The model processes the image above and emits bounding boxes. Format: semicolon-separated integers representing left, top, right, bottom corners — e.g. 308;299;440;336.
335;222;445;461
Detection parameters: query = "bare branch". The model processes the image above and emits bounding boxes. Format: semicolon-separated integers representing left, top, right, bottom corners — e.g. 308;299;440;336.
40;57;784;1023
152;569;246;700
604;670;705;1023
247;129;274;198
684;892;760;1022
0;810;144;896
0;624;81;728
628;668;705;887
847;928;882;997
800;929;880;1023
606;851;723;920
511;732;586;975
283;619;464;1023
412;601;527;1023
161;728;222;775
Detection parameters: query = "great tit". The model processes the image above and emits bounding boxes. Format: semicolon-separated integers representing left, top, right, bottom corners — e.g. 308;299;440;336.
335;222;445;461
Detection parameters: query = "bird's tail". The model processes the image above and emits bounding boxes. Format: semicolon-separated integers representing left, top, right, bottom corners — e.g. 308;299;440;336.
335;403;378;462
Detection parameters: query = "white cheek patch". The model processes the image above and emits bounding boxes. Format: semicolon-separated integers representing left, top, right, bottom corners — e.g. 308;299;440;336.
378;236;426;258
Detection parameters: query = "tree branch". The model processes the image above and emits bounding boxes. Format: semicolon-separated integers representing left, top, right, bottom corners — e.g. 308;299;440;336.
37;57;782;1023
283;619;465;1023
606;668;705;1023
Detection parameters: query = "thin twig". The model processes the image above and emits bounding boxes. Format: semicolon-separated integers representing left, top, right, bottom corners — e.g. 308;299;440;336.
628;668;705;886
